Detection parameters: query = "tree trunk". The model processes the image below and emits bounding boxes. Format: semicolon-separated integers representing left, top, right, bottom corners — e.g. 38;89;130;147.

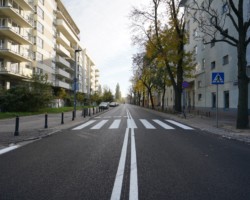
148;88;155;109
161;85;166;111
236;44;249;129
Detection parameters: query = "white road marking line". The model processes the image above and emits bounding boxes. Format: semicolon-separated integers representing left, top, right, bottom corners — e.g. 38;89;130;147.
127;119;137;129
109;119;121;129
91;120;108;129
72;120;96;130
111;128;129;200
130;128;138;200
0;145;19;155
139;119;156;129
153;119;175;129
165;120;194;130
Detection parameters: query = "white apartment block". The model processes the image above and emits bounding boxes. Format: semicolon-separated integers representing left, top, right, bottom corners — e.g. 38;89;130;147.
0;0;99;96
178;0;250;115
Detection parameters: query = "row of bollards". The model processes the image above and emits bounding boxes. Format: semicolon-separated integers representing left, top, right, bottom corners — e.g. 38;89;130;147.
13;107;107;136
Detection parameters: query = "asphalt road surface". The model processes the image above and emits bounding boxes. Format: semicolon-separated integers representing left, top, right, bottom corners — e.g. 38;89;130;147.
1;104;250;200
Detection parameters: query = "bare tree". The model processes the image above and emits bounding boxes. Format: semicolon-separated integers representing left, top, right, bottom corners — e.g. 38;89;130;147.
184;0;249;128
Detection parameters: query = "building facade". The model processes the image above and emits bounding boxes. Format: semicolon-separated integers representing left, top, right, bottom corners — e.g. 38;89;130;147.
0;0;99;98
175;0;250;115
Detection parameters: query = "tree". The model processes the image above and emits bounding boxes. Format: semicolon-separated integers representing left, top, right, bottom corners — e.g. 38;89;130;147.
0;74;53;112
115;83;122;101
186;0;249;128
130;0;194;112
102;87;114;102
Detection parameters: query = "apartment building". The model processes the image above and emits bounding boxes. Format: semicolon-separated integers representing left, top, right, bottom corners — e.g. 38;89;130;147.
0;0;33;89
0;0;99;98
178;0;250;114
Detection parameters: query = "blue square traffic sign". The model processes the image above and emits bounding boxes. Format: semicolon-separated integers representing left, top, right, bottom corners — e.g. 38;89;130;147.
212;72;224;84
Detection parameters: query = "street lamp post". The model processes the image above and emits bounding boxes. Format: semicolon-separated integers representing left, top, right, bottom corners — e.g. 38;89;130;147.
73;49;82;120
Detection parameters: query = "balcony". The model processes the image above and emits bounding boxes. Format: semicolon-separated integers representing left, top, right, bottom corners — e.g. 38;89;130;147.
56;44;70;58
0;26;32;45
0;41;32;62
0;64;32;79
55;80;72;90
57;32;70;48
18;0;34;11
56;55;72;70
0;6;33;28
56;19;79;44
56;68;72;80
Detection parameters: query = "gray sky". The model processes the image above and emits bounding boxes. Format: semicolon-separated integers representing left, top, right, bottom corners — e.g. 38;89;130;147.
61;0;147;97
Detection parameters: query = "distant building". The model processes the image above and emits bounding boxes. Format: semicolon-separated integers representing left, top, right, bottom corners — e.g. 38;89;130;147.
0;0;99;97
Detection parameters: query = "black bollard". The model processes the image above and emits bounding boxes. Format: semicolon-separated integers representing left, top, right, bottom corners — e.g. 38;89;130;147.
89;108;91;116
72;110;74;121
14;116;19;136
61;112;64;124
45;113;48;128
84;108;86;118
93;107;95;115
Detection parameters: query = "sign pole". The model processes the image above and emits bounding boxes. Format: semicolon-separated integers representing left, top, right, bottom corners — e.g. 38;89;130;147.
216;84;218;128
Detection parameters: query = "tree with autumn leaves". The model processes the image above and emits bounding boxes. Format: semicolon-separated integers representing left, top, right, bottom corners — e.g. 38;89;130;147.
130;0;195;111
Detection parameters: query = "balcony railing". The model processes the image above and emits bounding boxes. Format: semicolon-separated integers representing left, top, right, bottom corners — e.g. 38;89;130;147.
55;80;72;90
0;65;32;78
0;25;32;44
56;68;71;79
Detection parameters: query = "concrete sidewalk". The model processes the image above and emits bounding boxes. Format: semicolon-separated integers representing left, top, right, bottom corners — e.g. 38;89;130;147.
0;107;249;149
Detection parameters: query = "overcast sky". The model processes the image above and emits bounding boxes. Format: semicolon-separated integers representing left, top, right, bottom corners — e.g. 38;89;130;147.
61;0;148;97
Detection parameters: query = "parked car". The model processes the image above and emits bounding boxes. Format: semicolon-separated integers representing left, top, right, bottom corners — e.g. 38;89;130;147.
99;102;109;109
109;102;117;107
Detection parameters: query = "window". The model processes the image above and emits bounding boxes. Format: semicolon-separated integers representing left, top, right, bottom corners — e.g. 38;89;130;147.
194;45;198;55
212;93;216;108
198;94;202;101
36;52;43;62
222;3;229;14
202;58;205;69
211;61;216;69
193;28;198;38
39;0;44;5
224;91;229;109
36;36;43;48
37;6;44;19
198;81;202;88
223;55;229;65
36;21;44;33
211;40;215;47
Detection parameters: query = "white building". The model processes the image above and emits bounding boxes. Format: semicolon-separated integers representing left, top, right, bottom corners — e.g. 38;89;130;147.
179;0;250;115
0;0;99;98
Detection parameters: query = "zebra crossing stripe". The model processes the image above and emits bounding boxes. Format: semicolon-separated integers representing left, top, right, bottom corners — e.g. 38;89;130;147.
109;119;121;129
91;120;108;129
153;119;175;129
140;119;156;129
72;120;96;130
165;120;194;130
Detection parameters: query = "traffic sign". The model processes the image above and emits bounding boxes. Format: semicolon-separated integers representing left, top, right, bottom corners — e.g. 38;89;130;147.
182;81;189;88
212;72;224;84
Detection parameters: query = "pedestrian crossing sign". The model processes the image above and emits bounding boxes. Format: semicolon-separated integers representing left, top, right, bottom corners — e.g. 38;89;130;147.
212;72;224;84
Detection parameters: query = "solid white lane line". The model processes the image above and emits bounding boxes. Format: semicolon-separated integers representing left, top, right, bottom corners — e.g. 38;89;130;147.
130;128;138;200
111;128;129;200
140;119;156;129
72;120;96;130
153;119;175;130
91;120;108;129
166;120;194;130
109;119;121;129
0;145;19;155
